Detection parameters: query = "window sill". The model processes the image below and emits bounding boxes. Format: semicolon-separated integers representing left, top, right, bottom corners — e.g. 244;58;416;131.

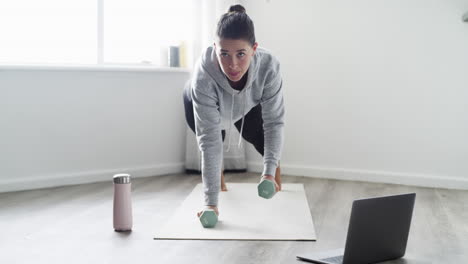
0;63;191;73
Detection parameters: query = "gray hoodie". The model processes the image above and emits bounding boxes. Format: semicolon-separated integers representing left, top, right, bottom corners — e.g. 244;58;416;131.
189;45;285;206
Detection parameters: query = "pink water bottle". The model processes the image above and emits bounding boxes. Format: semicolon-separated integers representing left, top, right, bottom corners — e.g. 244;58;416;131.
113;173;133;232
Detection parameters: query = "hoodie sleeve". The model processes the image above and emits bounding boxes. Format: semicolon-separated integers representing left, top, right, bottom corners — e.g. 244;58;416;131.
191;84;223;206
261;67;285;177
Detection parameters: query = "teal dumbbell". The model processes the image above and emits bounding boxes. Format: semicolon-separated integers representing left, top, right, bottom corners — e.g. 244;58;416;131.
199;209;218;228
258;178;277;199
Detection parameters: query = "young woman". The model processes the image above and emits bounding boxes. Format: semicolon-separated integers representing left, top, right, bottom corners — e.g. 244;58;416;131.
183;4;285;222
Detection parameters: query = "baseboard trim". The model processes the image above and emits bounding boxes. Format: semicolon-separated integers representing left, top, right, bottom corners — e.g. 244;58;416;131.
4;162;467;193
0;163;185;193
247;162;468;190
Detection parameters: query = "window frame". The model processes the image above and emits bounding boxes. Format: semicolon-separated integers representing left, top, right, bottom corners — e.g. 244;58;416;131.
0;0;192;70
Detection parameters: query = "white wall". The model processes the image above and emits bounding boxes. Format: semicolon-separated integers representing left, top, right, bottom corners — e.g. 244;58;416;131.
0;66;190;192
243;0;468;189
2;0;468;192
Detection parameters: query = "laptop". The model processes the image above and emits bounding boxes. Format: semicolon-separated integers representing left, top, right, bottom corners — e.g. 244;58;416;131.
297;193;416;264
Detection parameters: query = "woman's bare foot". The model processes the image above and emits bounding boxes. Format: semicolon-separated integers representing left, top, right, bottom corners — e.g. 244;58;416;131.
221;171;228;191
197;205;219;217
261;175;280;192
275;165;282;191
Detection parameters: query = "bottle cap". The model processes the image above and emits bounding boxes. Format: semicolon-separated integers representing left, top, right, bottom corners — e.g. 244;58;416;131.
113;173;131;184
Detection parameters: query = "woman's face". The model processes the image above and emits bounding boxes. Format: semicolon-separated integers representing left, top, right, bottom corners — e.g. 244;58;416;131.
214;38;258;82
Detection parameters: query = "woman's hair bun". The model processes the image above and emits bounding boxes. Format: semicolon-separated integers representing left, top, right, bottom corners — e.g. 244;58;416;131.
228;4;246;13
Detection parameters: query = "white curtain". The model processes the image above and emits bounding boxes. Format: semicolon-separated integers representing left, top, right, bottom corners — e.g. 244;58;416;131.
185;0;246;172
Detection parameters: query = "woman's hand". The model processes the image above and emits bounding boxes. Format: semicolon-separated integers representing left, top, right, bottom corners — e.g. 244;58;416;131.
197;205;219;217
261;175;280;192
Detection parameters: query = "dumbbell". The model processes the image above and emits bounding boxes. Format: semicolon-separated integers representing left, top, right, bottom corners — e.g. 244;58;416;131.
257;178;277;199
199;209;218;228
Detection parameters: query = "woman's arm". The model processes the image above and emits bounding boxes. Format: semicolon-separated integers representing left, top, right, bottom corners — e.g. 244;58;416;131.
261;72;285;177
191;86;223;206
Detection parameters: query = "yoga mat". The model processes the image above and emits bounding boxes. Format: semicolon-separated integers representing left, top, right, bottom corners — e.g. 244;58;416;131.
154;183;316;241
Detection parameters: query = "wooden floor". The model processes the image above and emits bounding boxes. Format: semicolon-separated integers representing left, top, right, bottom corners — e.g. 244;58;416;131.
1;173;467;264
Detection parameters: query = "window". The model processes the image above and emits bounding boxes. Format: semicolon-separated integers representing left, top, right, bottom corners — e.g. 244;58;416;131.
104;0;192;65
0;0;193;66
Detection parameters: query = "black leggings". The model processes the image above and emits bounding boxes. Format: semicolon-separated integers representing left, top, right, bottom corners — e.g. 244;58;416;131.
183;86;264;156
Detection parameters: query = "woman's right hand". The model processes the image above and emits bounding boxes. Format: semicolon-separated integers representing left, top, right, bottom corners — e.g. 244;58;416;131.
197;205;219;217
261;175;280;192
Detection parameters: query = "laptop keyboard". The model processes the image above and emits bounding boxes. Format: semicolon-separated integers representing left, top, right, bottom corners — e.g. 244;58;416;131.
320;255;343;264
